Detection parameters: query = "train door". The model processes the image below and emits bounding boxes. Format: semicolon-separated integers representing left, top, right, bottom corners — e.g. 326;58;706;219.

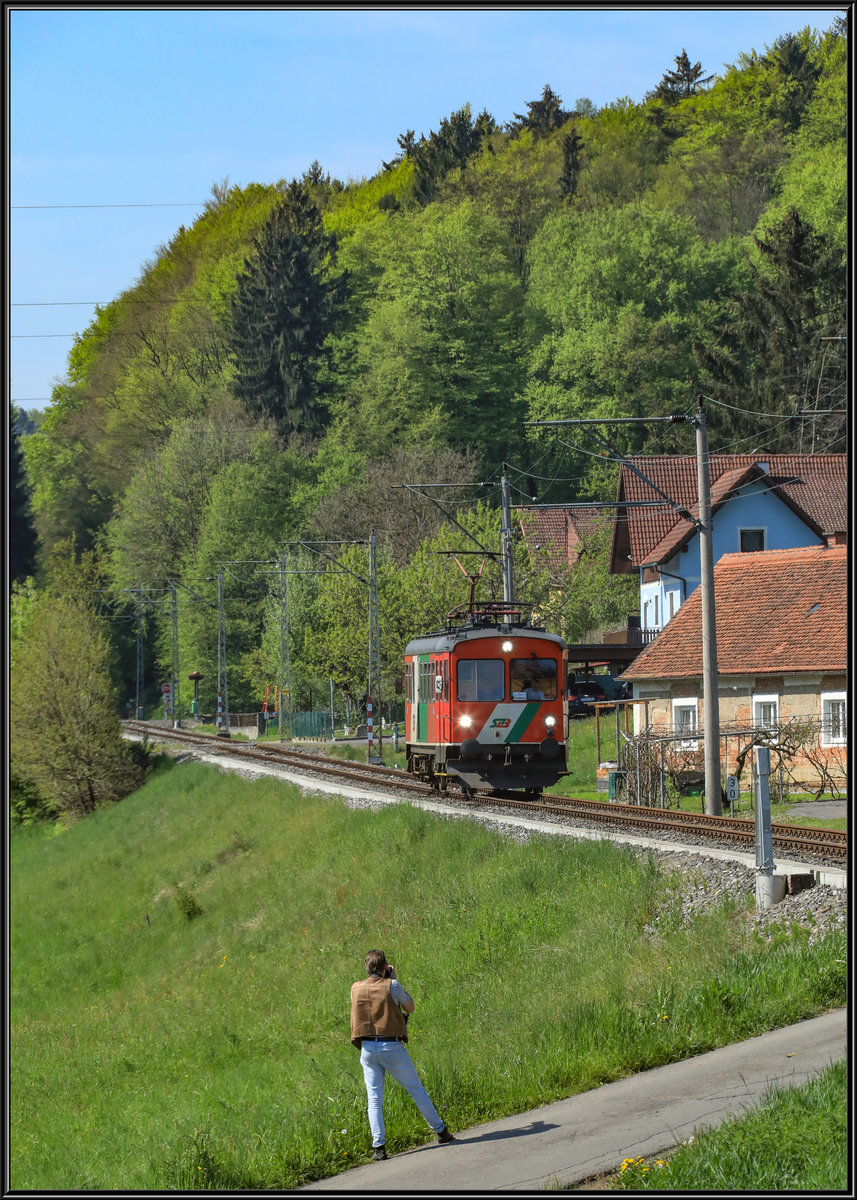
406;660;417;744
416;655;430;742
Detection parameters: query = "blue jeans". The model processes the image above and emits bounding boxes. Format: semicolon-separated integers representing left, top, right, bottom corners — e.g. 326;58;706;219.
359;1039;444;1147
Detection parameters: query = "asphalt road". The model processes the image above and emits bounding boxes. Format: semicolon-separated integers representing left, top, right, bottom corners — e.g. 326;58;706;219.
300;1009;847;1193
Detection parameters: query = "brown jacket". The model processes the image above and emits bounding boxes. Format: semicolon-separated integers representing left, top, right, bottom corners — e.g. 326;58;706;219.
350;975;409;1047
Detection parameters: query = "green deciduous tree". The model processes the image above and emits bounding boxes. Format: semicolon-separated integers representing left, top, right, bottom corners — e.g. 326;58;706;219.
10;544;146;822
309;444;479;565
523;202;742;479
333;200;525;469
105;411;279;591
574;99;666;210
764;32;846;251
171;431;315;711
450;129;565;278
524;517;639;643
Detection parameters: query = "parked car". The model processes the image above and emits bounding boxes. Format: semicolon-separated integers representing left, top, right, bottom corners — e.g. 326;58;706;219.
567;687;591;719
567;677;608;718
577;679;609;706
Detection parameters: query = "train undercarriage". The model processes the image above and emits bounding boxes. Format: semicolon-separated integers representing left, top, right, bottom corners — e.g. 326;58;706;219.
407;741;567;799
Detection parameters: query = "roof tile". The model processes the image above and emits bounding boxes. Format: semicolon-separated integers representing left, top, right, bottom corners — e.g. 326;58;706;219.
621;545;848;680
518;506;612;572
616;454;847;568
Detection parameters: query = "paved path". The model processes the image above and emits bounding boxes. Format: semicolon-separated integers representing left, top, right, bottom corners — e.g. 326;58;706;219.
782;799;847;821
300;1009;847;1193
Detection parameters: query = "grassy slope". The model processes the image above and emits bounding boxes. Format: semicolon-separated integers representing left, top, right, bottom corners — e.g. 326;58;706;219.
611;1059;847;1191
10;756;846;1189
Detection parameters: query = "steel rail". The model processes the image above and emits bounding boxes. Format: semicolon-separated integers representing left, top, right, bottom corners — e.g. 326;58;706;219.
123;722;846;862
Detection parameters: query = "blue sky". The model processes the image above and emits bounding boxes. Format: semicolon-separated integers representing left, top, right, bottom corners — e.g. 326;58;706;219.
9;6;840;410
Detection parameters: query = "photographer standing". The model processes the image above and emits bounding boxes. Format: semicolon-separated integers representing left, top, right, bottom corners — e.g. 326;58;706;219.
350;949;454;1161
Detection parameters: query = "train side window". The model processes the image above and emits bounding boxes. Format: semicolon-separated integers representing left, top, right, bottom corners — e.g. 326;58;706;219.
443;659;449;701
457;659;505;702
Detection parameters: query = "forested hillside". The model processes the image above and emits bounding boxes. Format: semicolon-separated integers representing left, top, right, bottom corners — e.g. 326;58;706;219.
11;24;847;820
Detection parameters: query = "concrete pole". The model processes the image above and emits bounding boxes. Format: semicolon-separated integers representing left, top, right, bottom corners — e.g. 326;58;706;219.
500;462;514;607
217;570;230;737
754;745;786;908
368;530;381;760
278;553;286;743
135;587;145;720
171;582;181;729
696;399;722;815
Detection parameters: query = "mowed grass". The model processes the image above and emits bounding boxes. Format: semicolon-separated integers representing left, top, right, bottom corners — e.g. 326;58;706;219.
612;1058;847;1191
10;757;846;1190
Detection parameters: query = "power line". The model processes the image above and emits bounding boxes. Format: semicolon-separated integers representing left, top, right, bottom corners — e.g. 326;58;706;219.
12;299;212;306
12;202;206;210
12;301;121;306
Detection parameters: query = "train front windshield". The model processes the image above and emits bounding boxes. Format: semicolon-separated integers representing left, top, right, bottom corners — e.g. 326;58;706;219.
457;659;505;702
510;658;558;700
456;656;559;702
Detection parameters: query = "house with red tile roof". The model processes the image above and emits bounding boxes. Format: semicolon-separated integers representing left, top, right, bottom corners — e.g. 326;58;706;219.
609;454;847;636
517;505;613;573
620;545;847;791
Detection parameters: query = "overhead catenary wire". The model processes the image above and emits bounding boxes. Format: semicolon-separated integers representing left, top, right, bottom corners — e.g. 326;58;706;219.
12;202;207;209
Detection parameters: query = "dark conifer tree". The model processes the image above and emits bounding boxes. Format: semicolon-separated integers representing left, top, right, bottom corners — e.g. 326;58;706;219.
696;209;846;451
411;105;486;204
228;182;346;434
559;127;584;200
762;33;822;132
382;129;416;172
10;407;38;587
649;50;714;104
509;84;572;138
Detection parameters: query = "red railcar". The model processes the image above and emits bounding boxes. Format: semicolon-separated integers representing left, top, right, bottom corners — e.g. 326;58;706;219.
404;603;568;797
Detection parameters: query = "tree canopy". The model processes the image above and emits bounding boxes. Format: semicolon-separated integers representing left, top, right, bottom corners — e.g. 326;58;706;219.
12;15;847;770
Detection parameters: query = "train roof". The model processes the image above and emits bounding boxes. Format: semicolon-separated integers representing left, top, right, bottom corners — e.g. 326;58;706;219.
405;623;567;656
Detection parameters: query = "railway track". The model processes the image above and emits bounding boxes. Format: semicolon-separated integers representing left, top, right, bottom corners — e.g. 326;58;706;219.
123;721;847;864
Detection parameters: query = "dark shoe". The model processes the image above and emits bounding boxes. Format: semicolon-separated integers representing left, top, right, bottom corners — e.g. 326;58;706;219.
437;1125;454;1144
372;1146;387;1161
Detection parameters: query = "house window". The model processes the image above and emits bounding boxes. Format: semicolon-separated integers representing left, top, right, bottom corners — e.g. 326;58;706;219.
672;697;698;748
821;692;847;746
740;528;766;553
753;693;779;731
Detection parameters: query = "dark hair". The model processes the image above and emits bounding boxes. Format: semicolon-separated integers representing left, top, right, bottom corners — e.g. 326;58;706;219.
365;949;387;976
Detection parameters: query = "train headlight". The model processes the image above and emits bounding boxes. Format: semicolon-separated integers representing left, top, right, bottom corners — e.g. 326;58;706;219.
459;715;473;729
501;640;513;653
544;715;557;728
